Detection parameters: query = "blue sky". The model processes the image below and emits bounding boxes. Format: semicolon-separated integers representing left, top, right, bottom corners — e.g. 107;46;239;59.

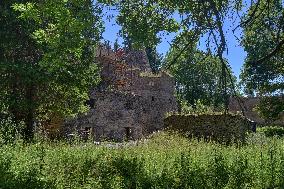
101;10;247;78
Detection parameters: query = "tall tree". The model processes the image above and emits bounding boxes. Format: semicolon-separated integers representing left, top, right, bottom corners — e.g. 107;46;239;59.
0;0;104;141
165;36;237;108
240;0;284;120
100;0;235;57
240;0;284;95
146;47;163;73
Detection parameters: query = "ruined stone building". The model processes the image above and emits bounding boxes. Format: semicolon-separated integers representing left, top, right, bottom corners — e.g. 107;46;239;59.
44;45;283;140
65;45;178;141
229;97;284;125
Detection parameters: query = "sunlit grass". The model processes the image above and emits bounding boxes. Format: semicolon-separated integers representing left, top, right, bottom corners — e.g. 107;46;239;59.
1;132;284;188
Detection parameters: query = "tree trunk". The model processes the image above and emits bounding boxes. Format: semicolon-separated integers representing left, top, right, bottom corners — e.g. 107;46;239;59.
24;84;35;142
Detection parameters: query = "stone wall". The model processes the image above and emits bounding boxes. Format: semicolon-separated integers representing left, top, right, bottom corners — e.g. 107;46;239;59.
67;89;177;141
65;46;178;141
164;114;253;143
229;97;284;125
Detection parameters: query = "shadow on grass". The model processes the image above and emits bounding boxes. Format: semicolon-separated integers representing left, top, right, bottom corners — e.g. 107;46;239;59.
0;159;55;189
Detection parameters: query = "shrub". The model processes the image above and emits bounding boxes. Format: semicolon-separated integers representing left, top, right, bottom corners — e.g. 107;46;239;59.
179;99;217;115
258;126;284;137
0;115;23;145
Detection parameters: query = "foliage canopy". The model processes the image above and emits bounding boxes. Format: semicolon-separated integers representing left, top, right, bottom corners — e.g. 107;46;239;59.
1;0;284;140
0;0;104;140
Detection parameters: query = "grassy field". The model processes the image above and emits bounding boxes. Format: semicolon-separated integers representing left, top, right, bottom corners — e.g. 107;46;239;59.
1;132;284;189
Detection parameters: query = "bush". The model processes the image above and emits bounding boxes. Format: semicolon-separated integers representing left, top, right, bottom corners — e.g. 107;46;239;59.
0;115;23;145
258;126;284;137
179;99;217;115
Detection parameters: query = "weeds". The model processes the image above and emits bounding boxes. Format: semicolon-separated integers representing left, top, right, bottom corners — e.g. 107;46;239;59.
0;132;284;188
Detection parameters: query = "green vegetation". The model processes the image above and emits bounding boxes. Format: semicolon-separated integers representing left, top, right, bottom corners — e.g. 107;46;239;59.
0;0;283;187
258;126;284;137
0;0;103;141
1;0;283;142
256;96;284;122
240;0;283;120
165;46;237;109
0;132;284;188
240;0;284;95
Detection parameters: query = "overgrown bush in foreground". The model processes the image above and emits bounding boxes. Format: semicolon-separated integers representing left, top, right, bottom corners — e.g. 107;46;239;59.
1;133;284;188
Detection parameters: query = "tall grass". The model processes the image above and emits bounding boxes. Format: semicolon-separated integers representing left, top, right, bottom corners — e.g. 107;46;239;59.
0;132;284;188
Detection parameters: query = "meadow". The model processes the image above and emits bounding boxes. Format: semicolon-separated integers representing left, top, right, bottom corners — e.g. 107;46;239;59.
1;131;284;189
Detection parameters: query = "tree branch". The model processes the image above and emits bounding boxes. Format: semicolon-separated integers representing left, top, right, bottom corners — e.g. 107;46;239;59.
165;30;200;69
250;39;284;65
233;0;261;33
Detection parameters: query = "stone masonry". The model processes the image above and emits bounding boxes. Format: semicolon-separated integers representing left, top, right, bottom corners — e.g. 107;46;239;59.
229;97;284;125
66;45;178;141
165;113;254;143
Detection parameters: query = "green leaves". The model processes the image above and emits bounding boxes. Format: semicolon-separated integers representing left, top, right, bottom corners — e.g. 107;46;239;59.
256;96;284;121
240;0;284;95
0;0;104;139
12;3;38;21
240;0;283;122
165;41;236;109
101;0;181;48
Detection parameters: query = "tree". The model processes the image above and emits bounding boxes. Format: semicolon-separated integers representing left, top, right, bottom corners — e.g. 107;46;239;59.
114;38;120;52
240;0;284;120
100;0;241;103
256;96;284;122
165;36;237;109
145;47;163;73
240;0;284;95
100;0;283;71
0;0;103;141
113;0;179;49
99;0;235;57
